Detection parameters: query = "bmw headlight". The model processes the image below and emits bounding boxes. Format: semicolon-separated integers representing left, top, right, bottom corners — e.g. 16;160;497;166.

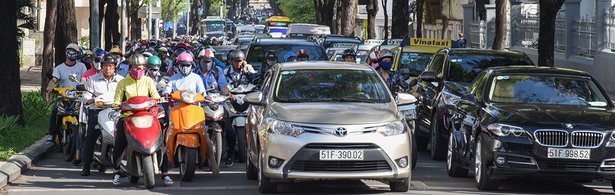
266;118;304;137
377;121;406;136
181;91;197;104
607;131;615;147
487;123;526;137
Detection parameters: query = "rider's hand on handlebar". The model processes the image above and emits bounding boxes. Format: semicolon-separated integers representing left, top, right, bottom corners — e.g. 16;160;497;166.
86;99;95;105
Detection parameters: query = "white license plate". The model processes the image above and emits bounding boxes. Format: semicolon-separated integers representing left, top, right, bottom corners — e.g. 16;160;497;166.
547;148;591;160
319;150;364;161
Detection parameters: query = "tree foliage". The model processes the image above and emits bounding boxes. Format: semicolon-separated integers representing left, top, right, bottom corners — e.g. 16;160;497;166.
279;0;316;23
162;0;187;23
17;0;36;45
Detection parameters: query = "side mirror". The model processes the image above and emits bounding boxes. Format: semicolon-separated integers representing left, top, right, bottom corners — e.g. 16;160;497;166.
68;74;79;83
397;93;417;105
211;82;219;90
419;71;438;82
409;79;418;87
76;84;86;91
244;91;263;105
460;94;482;106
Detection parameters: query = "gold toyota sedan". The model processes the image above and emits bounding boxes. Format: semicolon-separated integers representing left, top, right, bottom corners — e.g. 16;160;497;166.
242;61;416;193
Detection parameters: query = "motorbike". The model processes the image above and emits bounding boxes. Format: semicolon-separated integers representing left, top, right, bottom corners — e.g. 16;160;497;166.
90;94;120;173
52;86;82;162
166;90;212;181
202;88;229;166
225;80;258;162
120;96;165;189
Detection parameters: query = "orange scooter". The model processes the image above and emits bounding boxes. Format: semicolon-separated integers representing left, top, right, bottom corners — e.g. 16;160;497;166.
166;90;218;182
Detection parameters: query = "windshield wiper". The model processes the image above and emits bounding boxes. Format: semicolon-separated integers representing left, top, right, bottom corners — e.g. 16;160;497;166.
331;98;379;103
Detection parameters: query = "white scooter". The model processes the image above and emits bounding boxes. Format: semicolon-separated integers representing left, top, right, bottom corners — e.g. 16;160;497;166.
90;94;120;172
225;80;257;162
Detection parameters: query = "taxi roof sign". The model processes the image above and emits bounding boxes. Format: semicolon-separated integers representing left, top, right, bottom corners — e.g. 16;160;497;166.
401;37;453;48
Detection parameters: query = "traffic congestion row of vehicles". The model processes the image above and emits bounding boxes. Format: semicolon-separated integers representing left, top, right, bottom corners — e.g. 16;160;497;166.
48;15;615;193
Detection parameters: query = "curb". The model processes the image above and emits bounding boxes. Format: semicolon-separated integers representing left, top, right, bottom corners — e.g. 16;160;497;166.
0;137;54;188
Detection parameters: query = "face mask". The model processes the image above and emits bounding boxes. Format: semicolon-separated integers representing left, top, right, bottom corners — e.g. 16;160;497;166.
206;61;214;71
130;69;145;79
94;62;102;70
66;51;79;61
380;61;392;71
179;65;192;76
371;62;379;69
150;69;160;75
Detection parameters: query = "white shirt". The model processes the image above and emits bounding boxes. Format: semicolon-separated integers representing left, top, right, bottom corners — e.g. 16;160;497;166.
84;73;124;100
52;62;87;88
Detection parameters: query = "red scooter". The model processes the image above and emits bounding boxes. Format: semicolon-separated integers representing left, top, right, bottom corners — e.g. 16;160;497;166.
120;96;164;189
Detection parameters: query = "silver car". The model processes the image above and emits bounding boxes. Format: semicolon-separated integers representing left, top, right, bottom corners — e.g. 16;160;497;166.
243;61;417;193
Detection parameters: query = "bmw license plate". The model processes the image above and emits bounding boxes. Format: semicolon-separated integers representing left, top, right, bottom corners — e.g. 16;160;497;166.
319;150;364;161
547;148;590;160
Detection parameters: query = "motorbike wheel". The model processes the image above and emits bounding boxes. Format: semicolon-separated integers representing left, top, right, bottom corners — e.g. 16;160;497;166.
62;125;76;161
236;126;246;163
213;132;223;166
129;175;139;184
179;147;197;182
142;155;156;189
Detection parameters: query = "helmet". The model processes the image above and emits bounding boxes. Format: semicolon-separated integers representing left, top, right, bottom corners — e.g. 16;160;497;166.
158;47;168;53
129;54;147;66
342;49;356;58
265;50;277;61
94;49;107;58
296;49;309;58
176;53;194;76
147;56;162;68
229;50;245;61
369;50;379;60
174;42;188;51
176;52;194;63
283;51;297;62
84;50;93;57
198;49;215;59
110;47;122;55
101;54;118;66
142;52;153;58
66;43;80;52
377;49;393;61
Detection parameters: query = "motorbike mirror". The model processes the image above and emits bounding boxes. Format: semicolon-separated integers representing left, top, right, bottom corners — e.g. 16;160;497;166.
211;82;218;90
397;93;417;106
244;91;263;105
76;84;87;91
68;74;79;83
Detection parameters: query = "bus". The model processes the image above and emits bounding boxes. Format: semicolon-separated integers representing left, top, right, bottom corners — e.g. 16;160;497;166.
265;16;291;37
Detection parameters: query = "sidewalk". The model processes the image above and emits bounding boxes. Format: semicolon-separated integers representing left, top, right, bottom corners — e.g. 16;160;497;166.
20;66;42;92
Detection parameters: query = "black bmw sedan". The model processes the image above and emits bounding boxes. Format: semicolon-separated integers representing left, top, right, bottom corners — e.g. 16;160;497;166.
446;66;615;191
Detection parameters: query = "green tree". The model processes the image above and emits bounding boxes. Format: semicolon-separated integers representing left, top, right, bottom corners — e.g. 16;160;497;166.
279;0;316;23
17;0;36;45
162;0;187;24
0;0;24;123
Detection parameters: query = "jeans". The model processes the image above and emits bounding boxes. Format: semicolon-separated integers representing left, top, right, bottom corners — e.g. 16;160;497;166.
81;109;101;164
113;118;169;173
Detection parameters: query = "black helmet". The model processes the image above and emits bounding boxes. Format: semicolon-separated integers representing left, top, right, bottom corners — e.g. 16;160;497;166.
342;49;356;58
265;50;277;61
229;50;246;61
101;54;118;65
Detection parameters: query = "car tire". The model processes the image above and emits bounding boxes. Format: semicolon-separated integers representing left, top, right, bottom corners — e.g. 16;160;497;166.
416;136;428;152
246;149;258;180
412;135;418;170
389;177;410;192
430;114;447;160
447;129;468;177
258;155;277;193
475;135;500;191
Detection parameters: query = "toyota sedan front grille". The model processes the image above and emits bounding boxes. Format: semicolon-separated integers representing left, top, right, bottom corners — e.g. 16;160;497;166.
534;130;568;147
290;160;391;172
571;131;604;148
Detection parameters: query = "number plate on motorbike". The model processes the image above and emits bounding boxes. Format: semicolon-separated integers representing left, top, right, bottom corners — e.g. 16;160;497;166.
319;150;364;161
547;148;590;160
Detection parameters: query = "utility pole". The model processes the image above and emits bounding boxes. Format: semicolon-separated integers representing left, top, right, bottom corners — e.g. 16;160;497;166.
90;0;100;49
187;0;191;35
148;0;152;39
121;0;126;52
156;0;161;39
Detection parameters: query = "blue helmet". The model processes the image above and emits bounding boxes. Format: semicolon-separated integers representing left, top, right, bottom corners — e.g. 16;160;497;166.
282;51;297;62
93;48;108;70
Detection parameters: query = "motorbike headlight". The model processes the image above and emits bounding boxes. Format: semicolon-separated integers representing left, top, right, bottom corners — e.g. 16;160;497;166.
398;104;417;120
487;123;526;137
267;118;303;137
109;111;121;122
181;91;197;104
442;90;460;106
65;90;77;99
377;120;406;136
131;116;154;128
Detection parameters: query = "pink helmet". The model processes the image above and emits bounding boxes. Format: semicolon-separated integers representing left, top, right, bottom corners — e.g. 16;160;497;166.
369;51;379;60
176;52;194;63
198;49;215;59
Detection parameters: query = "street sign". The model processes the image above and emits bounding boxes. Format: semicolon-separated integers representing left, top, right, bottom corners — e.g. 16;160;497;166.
138;7;161;18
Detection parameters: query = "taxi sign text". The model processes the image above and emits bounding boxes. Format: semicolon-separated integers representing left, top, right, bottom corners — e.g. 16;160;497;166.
410;38;451;47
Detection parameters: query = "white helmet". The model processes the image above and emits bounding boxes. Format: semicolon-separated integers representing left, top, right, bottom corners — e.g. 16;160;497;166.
198;49;215;59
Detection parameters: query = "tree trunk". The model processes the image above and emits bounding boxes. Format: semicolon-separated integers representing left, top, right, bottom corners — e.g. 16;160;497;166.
440;16;448;39
54;0;78;65
334;0;342;34
416;0;423;38
492;0;507;50
268;0;283;15
391;0;408;39
227;0;235;19
42;0;58;94
190;0;200;35
204;0;211;18
382;0;389;39
314;0;336;30
538;0;565;67
130;2;141;40
0;0;24;121
338;0;356;36
104;0;121;50
367;0;378;39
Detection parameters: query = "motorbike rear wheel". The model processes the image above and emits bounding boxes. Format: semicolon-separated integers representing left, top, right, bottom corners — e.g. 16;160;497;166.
142;155;156;189
236;126;246;163
179;147;197;182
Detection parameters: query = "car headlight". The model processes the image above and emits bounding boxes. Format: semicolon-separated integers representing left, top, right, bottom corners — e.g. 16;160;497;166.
442;90;460;106
181;91;197;104
377;121;406;136
65;90;77;99
398;104;417;120
607;131;615;147
487;123;526;137
267;118;303;137
131;116;154;128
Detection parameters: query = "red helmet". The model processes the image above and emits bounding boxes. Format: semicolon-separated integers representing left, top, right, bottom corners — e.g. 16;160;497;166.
296;49;309;58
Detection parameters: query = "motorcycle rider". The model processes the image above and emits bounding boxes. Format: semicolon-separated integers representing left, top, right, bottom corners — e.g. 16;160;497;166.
296;49;310;62
81;54;124;176
223;50;256;166
111;54;173;186
377;49;409;95
45;43;88;144
82;49;107;82
81;50;94;70
157;47;172;72
110;47;129;77
146;56;169;85
258;50;277;77
196;49;230;94
342;49;357;63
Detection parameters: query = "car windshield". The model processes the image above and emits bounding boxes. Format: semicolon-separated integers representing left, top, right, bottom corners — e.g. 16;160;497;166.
398;52;432;77
205;21;225;32
274;69;391;103
447;53;533;83
246;44;327;69
489;74;609;107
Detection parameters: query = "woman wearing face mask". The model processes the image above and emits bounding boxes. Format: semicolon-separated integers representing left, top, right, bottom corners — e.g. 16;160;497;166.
81;49;107;82
369;50;380;69
111;54;174;186
377;49;409;96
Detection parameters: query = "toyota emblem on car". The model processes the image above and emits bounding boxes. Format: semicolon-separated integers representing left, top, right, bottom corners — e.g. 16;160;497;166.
335;127;348;137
